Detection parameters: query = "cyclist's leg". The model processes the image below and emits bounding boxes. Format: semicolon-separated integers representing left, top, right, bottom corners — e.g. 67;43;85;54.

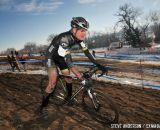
40;59;58;111
15;62;21;72
9;57;14;71
56;57;73;99
12;63;16;72
61;68;73;99
45;67;58;93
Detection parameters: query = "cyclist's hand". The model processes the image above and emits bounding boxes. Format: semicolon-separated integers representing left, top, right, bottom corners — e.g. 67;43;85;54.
82;71;91;79
96;64;106;71
76;73;83;80
96;64;108;77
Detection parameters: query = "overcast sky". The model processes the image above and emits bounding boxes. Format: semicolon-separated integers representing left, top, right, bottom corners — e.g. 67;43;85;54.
0;0;160;52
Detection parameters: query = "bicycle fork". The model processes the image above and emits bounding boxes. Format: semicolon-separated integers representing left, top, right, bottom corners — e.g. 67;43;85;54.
87;89;100;111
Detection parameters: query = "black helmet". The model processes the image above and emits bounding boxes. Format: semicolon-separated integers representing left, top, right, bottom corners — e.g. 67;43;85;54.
71;17;89;30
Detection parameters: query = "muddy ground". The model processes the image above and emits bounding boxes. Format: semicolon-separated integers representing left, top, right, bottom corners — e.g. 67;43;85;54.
0;73;160;130
0;56;160;129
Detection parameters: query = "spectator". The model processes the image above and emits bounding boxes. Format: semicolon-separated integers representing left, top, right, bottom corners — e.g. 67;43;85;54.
10;51;21;72
19;54;27;71
7;55;14;70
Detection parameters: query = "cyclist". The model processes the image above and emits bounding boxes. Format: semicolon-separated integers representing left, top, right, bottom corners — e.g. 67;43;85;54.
19;54;27;71
7;51;20;72
39;17;105;114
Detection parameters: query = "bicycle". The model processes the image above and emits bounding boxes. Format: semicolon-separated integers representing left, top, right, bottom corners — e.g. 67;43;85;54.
40;65;119;124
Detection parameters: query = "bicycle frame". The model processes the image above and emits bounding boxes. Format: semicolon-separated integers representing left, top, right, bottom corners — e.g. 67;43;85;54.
56;65;107;110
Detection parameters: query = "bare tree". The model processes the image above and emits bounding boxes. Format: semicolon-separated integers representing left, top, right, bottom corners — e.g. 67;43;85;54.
148;10;160;42
149;11;160;24
151;23;160;42
24;42;37;54
115;3;143;47
4;48;16;55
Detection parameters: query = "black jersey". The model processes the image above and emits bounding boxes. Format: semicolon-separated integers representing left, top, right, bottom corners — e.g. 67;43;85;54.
46;30;97;70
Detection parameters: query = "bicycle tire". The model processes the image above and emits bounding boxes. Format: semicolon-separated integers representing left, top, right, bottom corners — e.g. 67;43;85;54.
82;90;119;124
40;76;67;106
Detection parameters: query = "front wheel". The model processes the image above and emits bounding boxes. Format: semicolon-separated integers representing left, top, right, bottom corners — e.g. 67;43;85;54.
82;90;119;124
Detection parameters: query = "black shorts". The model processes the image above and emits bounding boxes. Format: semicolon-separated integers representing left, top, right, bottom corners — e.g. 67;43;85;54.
47;56;68;71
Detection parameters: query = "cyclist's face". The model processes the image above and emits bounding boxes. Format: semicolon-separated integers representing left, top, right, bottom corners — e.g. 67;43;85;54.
73;28;87;41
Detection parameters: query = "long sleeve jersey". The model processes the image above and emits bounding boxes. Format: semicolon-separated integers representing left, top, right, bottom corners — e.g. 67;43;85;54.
46;30;98;68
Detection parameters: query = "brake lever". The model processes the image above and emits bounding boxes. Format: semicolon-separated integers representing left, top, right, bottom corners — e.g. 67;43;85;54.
97;67;108;77
88;66;107;78
97;70;105;77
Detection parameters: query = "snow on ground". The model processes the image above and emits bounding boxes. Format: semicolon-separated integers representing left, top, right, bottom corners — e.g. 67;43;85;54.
73;53;160;66
94;75;160;90
1;69;159;90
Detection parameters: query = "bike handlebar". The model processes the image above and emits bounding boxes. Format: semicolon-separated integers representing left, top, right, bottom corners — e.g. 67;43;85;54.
82;65;108;79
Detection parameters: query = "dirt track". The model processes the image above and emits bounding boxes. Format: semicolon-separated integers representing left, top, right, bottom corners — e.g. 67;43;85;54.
0;73;160;130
